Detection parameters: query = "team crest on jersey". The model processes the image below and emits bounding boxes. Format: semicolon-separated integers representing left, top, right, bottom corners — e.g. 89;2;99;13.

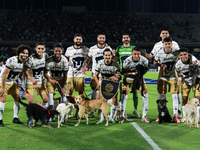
100;79;119;101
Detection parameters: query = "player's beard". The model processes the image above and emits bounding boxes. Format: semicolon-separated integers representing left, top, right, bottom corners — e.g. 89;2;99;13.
124;40;130;44
98;41;105;45
105;59;111;65
75;42;81;47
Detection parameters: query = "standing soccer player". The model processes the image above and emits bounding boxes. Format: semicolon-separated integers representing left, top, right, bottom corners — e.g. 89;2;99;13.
24;42;49;106
0;44;32;127
82;33;112;117
65;34;89;96
154;37;180;123
122;47;150;123
114;33;140;121
95;48;121;123
44;43;69;109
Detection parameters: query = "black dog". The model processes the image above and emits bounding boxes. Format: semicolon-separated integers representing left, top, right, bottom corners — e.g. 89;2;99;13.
132;64;148;97
19;100;59;129
156;99;172;124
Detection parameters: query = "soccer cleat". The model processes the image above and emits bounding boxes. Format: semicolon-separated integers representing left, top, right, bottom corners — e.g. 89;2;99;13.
141;116;150;123
181;117;186;123
0;120;5;127
156;117;159;122
173;116;180;123
177;110;182;118
119;117;125;124
13;118;23;124
109;117;115;123
133;110;140;118
49;117;55;122
88;112;95;118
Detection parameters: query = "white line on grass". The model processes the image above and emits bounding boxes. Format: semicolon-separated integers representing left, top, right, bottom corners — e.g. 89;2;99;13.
128;119;161;150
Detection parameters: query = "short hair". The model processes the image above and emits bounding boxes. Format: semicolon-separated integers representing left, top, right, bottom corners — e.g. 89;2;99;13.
161;29;169;33
178;47;188;53
74;33;83;38
132;46;141;52
97;33;106;38
122;33;130;38
53;43;63;49
163;37;172;43
103;48;113;55
16;44;32;56
36;42;45;47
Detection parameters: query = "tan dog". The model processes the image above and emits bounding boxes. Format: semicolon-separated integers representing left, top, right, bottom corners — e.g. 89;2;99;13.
73;94;109;126
184;98;199;128
56;103;74;128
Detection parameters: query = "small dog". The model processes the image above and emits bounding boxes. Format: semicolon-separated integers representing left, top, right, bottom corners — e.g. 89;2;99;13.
73;94;109;126
184;98;199;128
156;99;172;124
19;100;59;129
56;103;74;128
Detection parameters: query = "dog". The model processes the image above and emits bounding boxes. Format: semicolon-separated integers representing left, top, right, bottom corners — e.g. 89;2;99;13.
184;98;199;128
156;99;172;124
19;100;59;129
56;103;74;128
73;94;109;126
131;64;148;97
107;99;127;121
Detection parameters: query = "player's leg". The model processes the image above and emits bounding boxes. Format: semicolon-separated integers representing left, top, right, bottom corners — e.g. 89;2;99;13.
26;83;34;104
109;93;118;123
46;81;54;108
39;83;48;108
67;77;74;96
56;79;67;103
0;83;8;127
20;76;26;99
176;73;182;118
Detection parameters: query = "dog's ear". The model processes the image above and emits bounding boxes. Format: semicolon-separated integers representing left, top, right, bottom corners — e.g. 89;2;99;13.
164;99;168;103
156;100;159;103
80;94;84;98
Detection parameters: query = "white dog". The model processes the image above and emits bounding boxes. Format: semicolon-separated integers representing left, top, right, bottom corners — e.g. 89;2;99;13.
56;103;74;128
184;98;199;128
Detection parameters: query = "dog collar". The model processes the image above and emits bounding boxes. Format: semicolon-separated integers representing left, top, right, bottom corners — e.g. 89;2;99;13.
48;110;52;117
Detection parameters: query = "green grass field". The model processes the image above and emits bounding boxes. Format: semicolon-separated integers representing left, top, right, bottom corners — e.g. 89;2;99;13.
0;72;199;150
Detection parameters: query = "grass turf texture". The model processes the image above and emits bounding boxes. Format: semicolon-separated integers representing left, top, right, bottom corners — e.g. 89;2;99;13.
0;71;199;150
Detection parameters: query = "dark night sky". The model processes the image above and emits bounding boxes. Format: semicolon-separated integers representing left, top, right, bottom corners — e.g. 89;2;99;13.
0;0;199;13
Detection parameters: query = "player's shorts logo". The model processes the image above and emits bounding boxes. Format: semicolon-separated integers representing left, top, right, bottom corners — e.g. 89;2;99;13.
105;84;114;92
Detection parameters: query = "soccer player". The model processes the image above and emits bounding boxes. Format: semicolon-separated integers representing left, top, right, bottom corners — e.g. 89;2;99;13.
24;42;49;106
82;33;112;117
0;44;32;127
95;48;121;123
175;48;200;122
141;29;182;118
114;33;140;120
154;37;180;123
122;47;150;123
65;34;89;96
44;43;69;109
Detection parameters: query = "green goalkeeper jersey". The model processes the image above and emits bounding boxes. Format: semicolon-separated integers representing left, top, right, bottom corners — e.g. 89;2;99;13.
115;45;135;72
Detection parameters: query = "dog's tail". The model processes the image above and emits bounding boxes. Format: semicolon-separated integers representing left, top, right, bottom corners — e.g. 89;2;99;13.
19;100;28;107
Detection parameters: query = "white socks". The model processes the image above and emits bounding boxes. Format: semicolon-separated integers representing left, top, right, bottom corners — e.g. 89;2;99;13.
197;107;200;119
48;93;54;106
182;106;185;117
178;93;182;111
42;102;48;108
172;94;178;116
13;102;20;118
62;96;67;103
142;93;148;117
120;94;128;117
0;102;5;120
110;105;116;118
158;93;167;99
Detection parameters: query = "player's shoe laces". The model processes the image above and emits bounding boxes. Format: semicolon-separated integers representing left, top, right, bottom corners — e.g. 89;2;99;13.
109;117;115;123
133;110;140;118
0;120;5;127
156;117;159;122
119;117;125;124
173;116;180;123
88;112;95;118
141;116;150;123
13;117;23;124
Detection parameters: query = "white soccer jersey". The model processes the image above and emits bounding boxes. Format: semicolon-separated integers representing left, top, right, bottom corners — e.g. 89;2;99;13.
88;45;112;77
0;56;23;84
151;41;180;57
175;55;200;84
154;48;179;80
24;53;48;84
65;45;89;78
123;55;148;72
95;59;120;80
0;64;5;74
45;55;69;80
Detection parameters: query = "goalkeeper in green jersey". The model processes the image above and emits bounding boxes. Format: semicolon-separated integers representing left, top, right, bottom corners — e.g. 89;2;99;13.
114;33;140;123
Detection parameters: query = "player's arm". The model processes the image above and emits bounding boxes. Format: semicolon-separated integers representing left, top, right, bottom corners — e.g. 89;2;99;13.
114;56;119;62
24;67;37;85
141;51;154;59
94;71;100;90
0;67;10;96
82;56;91;72
44;70;57;85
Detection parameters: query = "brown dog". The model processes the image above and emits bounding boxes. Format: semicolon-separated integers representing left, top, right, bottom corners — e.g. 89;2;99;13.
184;98;199;128
73;94;109;126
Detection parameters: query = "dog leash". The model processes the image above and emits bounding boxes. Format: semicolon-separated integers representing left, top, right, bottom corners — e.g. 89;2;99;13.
57;82;69;103
83;88;98;99
180;73;191;100
162;65;166;99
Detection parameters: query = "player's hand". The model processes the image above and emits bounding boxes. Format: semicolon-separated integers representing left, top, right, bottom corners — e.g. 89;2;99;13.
32;79;38;85
0;88;6;97
96;84;100;90
82;67;86;73
180;79;183;85
192;60;197;64
161;64;166;68
116;74;121;80
110;76;118;82
68;61;73;66
50;79;58;85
